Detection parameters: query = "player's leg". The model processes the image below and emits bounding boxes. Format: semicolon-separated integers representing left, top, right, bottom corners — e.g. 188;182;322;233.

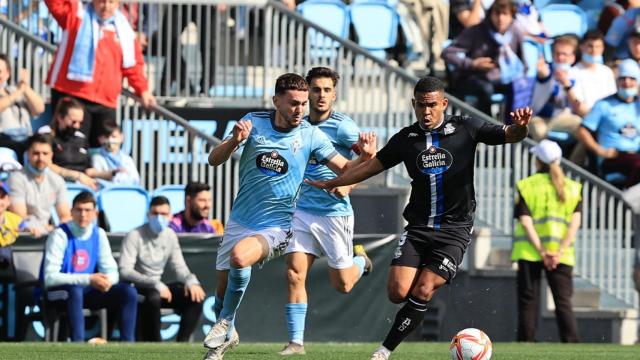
324;214;371;293
280;251;315;355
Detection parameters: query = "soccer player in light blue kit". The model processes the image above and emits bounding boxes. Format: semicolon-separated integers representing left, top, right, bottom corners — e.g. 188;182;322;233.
203;73;376;360
279;67;373;356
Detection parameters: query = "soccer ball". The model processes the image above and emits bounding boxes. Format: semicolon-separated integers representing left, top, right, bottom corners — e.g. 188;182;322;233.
449;328;492;360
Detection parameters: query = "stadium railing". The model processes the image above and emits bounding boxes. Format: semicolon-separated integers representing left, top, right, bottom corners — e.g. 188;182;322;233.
1;0;637;310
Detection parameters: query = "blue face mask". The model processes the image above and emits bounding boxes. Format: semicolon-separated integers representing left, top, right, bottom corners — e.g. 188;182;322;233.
24;160;48;177
618;86;638;100
581;53;603;65
554;63;571;72
149;215;170;234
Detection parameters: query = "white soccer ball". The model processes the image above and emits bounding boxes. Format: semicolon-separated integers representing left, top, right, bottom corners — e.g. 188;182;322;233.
449;328;492;360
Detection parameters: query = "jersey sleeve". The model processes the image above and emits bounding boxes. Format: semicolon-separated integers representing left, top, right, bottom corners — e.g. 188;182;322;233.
312;127;338;163
463;116;506;145
375;131;405;169
581;100;606;132
336;118;360;158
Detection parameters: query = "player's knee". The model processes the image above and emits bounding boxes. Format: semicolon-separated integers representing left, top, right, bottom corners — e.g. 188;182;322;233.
286;268;306;287
229;250;251;268
332;278;354;294
413;283;438;301
387;284;410;304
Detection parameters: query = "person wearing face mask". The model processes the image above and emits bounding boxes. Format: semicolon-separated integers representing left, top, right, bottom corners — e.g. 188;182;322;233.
40;191;138;342
119;196;205;342
576;59;640;188
7;134;71;237
91;122;140;186
0;54;45;157
530;35;582;142
169;182;223;235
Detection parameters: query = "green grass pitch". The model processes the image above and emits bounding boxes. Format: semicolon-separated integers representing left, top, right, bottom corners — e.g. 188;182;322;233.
0;342;639;359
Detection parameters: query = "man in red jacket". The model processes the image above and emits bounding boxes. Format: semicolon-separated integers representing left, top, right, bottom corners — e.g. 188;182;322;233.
45;0;155;147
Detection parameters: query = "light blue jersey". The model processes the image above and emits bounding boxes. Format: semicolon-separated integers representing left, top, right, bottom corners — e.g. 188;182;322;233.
229;111;338;230
581;95;640;152
296;112;360;216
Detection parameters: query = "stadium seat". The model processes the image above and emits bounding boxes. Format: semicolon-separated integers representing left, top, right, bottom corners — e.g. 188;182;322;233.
65;183;95;206
297;0;351;60
539;4;588;37
522;38;542;78
30;103;52;133
349;1;400;59
153;184;186;213
97;185;150;233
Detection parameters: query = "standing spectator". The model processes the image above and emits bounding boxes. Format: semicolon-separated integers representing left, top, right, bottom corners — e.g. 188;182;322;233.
406;0;449;74
0;181;21;267
169;182;223;235
512;140;581;343
7;134;71;237
45;0;156;147
529;35;581;141
442;0;525;116
0;54;45;156
91;122;140;186
119;196;205;342
576;59;640;188
41;191;137;342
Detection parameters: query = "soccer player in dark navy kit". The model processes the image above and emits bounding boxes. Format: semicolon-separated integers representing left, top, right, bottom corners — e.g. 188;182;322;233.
306;76;532;360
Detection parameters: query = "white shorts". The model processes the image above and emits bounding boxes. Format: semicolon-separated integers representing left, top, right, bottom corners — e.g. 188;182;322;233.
216;219;292;270
285;209;355;269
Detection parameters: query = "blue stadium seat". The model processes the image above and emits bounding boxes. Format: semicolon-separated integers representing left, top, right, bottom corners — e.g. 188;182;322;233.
97;185;150;233
31;103;52;133
66;183;94;205
539;4;588;37
153;185;186;214
297;0;350;60
522;38;542;78
533;0;571;10
349;1;400;59
577;0;605;30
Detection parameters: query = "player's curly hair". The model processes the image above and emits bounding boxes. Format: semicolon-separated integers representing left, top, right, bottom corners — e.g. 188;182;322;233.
414;76;445;95
275;73;308;95
306;67;340;87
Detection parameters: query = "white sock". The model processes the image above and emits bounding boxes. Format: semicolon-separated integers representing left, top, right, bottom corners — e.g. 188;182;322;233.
375;345;392;357
291;340;303;346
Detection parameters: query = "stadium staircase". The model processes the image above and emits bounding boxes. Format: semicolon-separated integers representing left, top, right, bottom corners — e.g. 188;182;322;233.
1;0;638;343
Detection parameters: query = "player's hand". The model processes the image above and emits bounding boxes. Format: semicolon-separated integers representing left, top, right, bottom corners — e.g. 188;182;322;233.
184;284;206;303
357;132;377;160
232;120;252;144
510;107;532;127
599;147;618;159
304;178;331;190
90;273;111;292
329;185;351;199
472;57;496;71
160;286;172;303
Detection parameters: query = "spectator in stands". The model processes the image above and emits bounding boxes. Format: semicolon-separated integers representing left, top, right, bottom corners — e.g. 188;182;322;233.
604;1;640;61
513;139;581;343
449;0;491;40
42;191;137;342
119;195;205;342
576;59;640;188
405;0;449;74
598;0;632;38
91;122;140;186
0;54;45;157
7;134;71;237
45;0;155;147
628;29;640;63
442;0;524;116
513;0;546;43
169;182;223;235
529;35;581;142
0;181;21;268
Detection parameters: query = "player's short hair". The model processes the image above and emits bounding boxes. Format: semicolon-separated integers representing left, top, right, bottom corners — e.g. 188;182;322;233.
185;181;210;199
72;191;96;208
25;133;53;151
150;195;170;208
274;73;308;95
414;76;445;95
306;67;340;87
580;29;604;44
552;34;579;53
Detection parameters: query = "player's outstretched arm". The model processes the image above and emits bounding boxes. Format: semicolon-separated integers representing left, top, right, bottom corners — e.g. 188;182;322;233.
307;157;385;190
344;131;377;171
208;120;252;166
505;107;532;143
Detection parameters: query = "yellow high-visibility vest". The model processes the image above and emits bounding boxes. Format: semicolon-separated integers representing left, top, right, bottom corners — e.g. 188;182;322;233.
512;173;582;266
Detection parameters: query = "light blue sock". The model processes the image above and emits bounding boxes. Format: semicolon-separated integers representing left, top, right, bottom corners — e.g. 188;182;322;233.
215;294;236;339
220;267;251;321
285;303;308;345
353;256;366;278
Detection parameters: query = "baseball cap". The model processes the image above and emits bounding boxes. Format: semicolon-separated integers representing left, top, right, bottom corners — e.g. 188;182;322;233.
617;59;640;80
529;139;562;164
0;150;21;172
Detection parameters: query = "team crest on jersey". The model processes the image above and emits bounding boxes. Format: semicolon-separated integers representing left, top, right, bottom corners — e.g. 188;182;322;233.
291;138;302;154
443;123;456;135
72;249;91;272
256;150;289;176
416;146;453;175
255;135;267;144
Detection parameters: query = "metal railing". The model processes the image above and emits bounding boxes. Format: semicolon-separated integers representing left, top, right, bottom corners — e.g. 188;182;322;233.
1;0;637;309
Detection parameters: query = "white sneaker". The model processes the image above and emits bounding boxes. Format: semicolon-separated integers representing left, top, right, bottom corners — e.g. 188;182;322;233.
370;350;390;360
278;342;306;355
203;329;239;360
203;318;231;349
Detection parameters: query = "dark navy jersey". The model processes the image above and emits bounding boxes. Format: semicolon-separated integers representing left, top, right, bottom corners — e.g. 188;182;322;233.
376;115;507;229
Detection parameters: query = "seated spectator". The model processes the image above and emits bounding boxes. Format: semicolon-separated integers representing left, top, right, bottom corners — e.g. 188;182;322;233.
530;35;581;142
169;182;223;235
8;133;71;237
604;3;640;61
0;181;21;268
91;122;140;186
442;0;524;116
41;191;137;342
119;196;205;342
0;54;45;157
628;29;640;63
576;59;640;188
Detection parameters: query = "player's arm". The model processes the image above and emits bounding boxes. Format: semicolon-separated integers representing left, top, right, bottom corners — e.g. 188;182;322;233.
208;120;252;166
504;107;532;143
324;132;377;175
307;158;385;190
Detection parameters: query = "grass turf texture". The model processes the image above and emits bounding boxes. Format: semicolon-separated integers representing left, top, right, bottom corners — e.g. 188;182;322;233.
0;342;639;359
